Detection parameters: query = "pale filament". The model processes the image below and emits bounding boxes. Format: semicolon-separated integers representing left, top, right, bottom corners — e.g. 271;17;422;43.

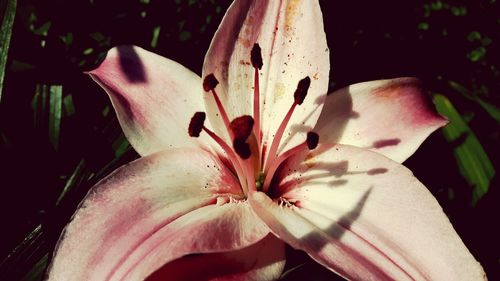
191;43;315;197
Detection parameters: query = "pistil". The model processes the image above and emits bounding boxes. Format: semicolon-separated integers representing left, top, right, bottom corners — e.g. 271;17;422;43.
251;43;263;149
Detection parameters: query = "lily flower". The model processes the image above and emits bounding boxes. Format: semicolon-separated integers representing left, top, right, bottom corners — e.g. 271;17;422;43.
47;0;485;280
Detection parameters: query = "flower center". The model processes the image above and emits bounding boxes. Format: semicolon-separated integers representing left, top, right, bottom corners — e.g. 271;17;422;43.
189;43;319;198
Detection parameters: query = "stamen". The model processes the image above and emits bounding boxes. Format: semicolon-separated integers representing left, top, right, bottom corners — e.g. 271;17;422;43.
263;76;311;173
230;115;258;192
262;131;319;193
293;76;311;105
203;74;232;138
188;112;206;137
188;112;248;194
251;43;263;70
306;131;319;149
233;139;252;159
230;116;254;160
251;43;262;148
230;115;254;142
203;74;219;92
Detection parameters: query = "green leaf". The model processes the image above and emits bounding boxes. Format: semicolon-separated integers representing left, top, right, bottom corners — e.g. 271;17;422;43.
433;94;495;205
476;98;500;123
447;80;469;96
179;30;192;41
102;105;110;117
0;0;17;102
60;32;74;45
32;84;49;129
56;160;87;206
112;134;130;157
31;21;51;36
451;6;467;16
83;47;94;55
63;94;76;117
467;31;482;42
32;85;71;150
151;25;161;48
467;46;486;62
448;80;500;123
10;60;35;72
49;85;62;150
89;31;105;42
20;254;47;281
0;224;46;281
430;0;444;10
418;22;429;30
481;37;492;46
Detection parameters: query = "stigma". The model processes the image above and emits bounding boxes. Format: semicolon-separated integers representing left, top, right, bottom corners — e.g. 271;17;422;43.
188;43;319;197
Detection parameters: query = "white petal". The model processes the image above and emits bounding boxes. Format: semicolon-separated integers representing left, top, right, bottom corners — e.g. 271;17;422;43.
250;144;485;280
203;0;329;153
315;78;447;162
89;46;211;156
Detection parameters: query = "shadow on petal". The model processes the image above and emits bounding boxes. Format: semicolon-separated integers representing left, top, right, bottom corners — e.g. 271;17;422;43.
302;188;371;249
371;138;401;149
145;234;285;281
313;87;354;144
117;45;147;83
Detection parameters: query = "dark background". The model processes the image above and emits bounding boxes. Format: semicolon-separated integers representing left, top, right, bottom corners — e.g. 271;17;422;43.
0;0;498;280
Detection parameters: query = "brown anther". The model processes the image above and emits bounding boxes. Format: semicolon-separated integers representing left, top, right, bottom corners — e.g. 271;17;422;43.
233;139;252;159
230;115;254;142
306;131;319;150
293;76;311;105
203;74;219;92
188;112;206;137
251;43;263;70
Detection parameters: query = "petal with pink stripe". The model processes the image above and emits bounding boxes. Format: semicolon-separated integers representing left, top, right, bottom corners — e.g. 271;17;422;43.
47;148;269;281
89;46;210;156
250;144;485;280
315;78;447;163
203;0;329;153
145;234;285;281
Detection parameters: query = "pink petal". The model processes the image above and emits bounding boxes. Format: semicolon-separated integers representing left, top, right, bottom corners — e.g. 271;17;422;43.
89;46;211;156
314;78;447;163
114;201;269;281
203;0;329;152
145;234;285;281
47;148;269;281
250;144;485;280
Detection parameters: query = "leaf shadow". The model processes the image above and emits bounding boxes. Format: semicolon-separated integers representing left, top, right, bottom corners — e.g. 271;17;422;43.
116;46;146;83
276;156;388;195
313;86;356;144
279;88;355;152
301;187;372;252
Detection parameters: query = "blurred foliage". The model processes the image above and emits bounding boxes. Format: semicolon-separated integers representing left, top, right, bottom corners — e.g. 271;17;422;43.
0;0;17;100
0;0;498;280
434;94;495;205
